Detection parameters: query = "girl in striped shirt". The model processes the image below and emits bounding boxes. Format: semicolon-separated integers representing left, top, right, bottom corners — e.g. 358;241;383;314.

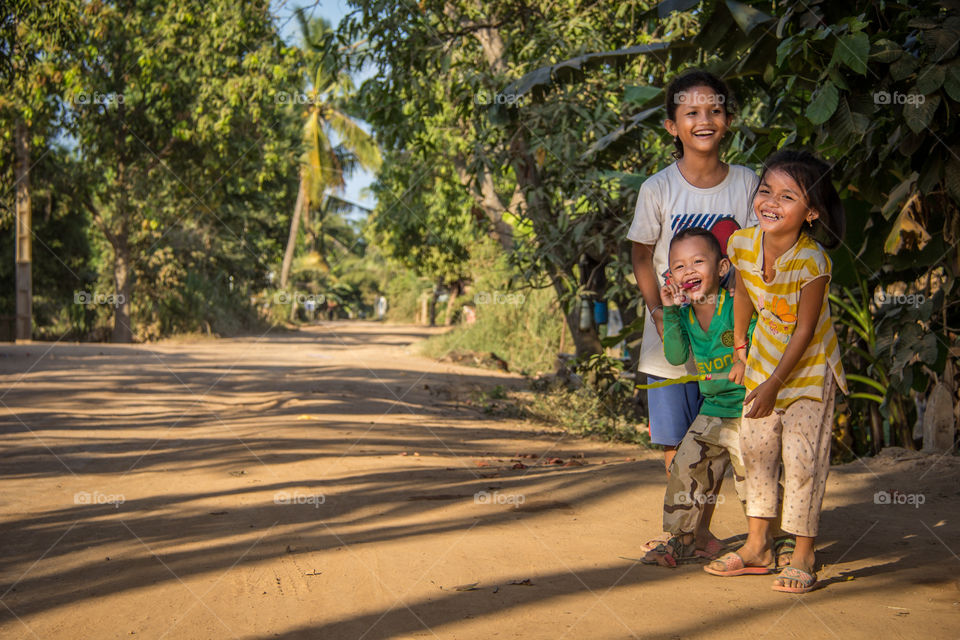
704;150;847;594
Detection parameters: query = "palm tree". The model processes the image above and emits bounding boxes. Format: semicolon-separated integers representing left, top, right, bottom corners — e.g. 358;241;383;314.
280;13;381;289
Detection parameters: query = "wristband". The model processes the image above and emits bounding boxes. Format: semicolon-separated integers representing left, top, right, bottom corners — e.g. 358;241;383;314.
648;305;663;316
735;344;748;351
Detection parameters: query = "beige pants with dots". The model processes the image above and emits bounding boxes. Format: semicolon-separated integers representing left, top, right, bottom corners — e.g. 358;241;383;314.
739;375;836;537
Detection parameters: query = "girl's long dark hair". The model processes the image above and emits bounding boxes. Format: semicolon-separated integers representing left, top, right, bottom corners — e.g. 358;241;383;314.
757;150;846;249
664;70;735;159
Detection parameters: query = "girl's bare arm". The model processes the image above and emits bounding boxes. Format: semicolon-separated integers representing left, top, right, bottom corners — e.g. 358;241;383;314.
733;270;755;354
631;242;664;337
729;270;755;384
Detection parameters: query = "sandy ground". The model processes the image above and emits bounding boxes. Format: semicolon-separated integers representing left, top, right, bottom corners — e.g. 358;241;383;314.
0;322;958;640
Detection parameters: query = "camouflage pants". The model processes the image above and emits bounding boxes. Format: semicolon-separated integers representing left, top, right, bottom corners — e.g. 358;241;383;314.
662;413;746;535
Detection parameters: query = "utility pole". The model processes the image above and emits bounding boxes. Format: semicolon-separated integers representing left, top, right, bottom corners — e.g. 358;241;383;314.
14;120;32;342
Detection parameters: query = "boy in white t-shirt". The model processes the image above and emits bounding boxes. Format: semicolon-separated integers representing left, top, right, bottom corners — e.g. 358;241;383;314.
627;70;757;549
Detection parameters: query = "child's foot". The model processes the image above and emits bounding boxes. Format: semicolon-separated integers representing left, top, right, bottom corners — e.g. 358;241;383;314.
704;541;774;576
693;535;729;560
641;534;696;567
772;563;818;593
774;537;796;570
639;533;671;554
773;548;817;591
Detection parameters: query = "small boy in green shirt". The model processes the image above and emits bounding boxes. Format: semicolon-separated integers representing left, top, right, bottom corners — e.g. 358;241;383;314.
642;227;756;567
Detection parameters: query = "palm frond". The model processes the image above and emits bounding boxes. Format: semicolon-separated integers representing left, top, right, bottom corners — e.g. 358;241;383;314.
325;108;381;171
301;109;342;203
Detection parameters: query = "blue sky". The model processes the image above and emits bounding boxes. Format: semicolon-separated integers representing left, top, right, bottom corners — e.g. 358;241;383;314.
273;1;378;214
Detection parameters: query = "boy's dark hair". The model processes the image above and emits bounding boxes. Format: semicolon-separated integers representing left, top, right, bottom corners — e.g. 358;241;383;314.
669;226;724;261
665;70;735;159
757;149;846;249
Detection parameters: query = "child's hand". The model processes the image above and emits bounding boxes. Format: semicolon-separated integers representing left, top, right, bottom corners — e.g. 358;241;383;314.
728;361;745;385
735;344;748;365
660;282;686;307
744;379;779;419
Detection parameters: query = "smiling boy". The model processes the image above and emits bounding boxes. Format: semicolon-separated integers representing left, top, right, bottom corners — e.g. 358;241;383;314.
642;227;756;566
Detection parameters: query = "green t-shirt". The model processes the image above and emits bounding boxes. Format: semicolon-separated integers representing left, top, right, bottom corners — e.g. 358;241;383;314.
662;288;756;418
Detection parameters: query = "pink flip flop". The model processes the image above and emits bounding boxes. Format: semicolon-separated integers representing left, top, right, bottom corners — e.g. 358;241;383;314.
703;551;773;577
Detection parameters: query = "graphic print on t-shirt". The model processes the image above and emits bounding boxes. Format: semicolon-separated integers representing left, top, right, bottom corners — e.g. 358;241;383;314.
670;213;742;256
758;296;797;337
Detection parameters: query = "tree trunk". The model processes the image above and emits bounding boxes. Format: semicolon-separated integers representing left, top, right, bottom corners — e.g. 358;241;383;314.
612;286;642;364
444;281;462;326
280;179;306;289
869;403;883;454
550;274;602;358
14;120;32;342
451;157;515;251
508;125;603;359
428;285;439;326
112;227;134;343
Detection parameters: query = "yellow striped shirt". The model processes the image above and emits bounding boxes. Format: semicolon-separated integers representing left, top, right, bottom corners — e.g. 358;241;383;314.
728;227;847;409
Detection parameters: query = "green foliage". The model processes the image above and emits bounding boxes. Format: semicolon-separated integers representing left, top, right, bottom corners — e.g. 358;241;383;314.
421;239;563;375
345;0;698;357
523;387;651;446
0;146;93;335
382;268;430;323
59;1;302;340
367;149;478;283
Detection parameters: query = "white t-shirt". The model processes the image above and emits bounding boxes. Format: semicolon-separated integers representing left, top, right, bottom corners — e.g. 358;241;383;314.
626;162;759;378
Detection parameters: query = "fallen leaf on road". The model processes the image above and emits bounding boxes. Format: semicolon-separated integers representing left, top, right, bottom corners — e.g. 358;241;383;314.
452;582;480;591
476;461;491;467
508;579;533;586
296;415;315;420
511;462;527;469
563;460;585;467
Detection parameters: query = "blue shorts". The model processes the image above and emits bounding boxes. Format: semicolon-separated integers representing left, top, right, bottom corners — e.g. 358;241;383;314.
646;375;703;447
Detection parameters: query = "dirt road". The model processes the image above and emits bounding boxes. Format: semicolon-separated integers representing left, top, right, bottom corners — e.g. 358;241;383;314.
1;323;957;639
